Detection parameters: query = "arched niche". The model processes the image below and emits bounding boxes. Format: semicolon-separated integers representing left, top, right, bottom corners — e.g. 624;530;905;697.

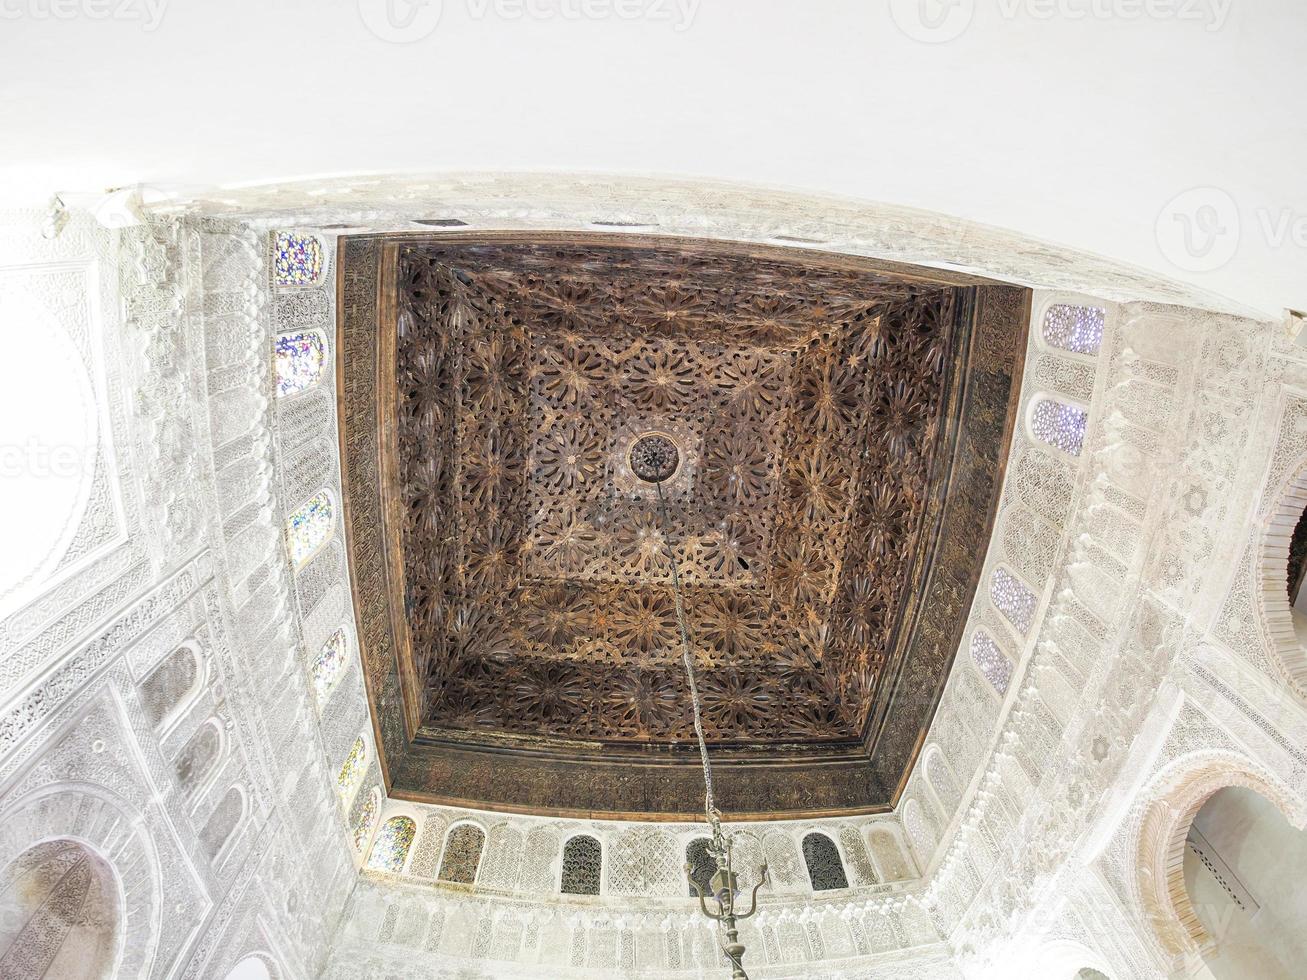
1133;751;1306;970
0;839;121;979
1182;786;1307;978
0;785;157;979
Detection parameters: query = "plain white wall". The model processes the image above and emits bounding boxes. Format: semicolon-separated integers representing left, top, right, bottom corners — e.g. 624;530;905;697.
0;1;1303;317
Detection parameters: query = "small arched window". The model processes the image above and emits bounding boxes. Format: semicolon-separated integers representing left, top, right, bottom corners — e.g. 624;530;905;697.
367;815;417;872
272;231;324;288
1041;303;1105;356
685;837;715;897
273;330;327;397
438;824;485;885
174;719;222;794
140;643;201;730
801;832;848;891
311;629;347;705
200;786;245;860
560;834;602;895
990;566;1037;635
352;788;380;852
1030;397;1088;456
336;736;367;802
970;629;1013;695
286;491;335;569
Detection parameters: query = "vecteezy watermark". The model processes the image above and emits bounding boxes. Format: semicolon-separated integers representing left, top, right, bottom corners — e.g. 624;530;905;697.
0;439;93;481
358;0;443;43
888;0;976;44
1156;187;1307;274
890;0;1231;43
359;0;700;42
1155;187;1241;273
0;0;167;30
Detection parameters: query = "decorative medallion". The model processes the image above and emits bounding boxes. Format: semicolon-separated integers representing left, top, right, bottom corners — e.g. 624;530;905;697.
629;433;680;483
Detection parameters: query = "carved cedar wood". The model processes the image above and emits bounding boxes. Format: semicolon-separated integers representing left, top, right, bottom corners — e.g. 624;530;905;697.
337;233;1028;818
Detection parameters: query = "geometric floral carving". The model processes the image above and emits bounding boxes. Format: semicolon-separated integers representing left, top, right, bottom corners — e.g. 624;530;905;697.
437;824;485;885
395;242;965;748
685;837;715;897
801;832;848;891
560;835;602;896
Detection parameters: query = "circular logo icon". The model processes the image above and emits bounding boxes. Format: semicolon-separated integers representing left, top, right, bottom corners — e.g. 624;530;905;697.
888;0;976;44
358;0;443;43
1155;186;1241;273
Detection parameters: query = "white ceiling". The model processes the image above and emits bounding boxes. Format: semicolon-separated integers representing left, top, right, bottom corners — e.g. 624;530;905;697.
1;0;1302;317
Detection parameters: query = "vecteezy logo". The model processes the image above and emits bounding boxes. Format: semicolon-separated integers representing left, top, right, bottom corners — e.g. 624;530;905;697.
1155;186;1241;273
888;0;976;43
358;0;442;42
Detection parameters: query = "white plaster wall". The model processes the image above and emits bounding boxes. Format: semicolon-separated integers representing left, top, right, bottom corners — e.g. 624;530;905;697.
1;3;1304;317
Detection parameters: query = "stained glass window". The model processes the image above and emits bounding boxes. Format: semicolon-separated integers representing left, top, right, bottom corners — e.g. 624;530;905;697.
438;824;485;884
273;231;324;287
1042;304;1105;356
685;838;715;897
367;815;417;872
801;832;849;891
560;835;602;895
990;566;1037;635
287;491;334;569
311;629;347;704
1031;397;1088;456
352;789;379;852
971;629;1012;695
274;331;326;398
337;735;367;801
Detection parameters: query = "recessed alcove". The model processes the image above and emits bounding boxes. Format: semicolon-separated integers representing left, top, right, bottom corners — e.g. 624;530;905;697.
0;839;121;980
338;231;1031;817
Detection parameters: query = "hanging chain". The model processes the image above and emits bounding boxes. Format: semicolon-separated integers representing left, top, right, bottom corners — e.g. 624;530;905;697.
653;478;721;830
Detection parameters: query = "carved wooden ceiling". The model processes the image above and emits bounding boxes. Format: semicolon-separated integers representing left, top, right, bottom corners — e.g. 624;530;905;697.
338;233;1029;818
